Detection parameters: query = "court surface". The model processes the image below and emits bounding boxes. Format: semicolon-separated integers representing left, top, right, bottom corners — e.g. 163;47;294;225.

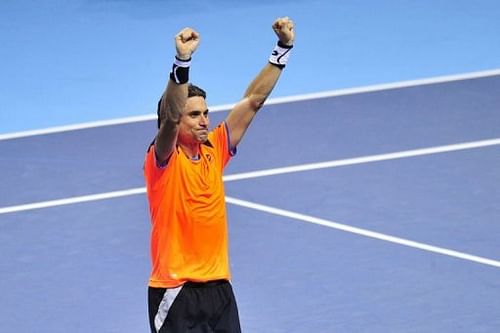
1;73;499;332
2;1;500;332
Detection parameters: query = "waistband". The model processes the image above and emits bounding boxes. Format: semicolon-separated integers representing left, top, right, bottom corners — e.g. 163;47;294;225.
183;279;229;288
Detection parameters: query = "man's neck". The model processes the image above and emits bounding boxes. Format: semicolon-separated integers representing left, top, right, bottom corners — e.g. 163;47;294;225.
178;142;200;160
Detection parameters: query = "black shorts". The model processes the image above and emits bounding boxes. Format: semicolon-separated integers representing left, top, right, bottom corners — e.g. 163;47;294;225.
148;280;241;333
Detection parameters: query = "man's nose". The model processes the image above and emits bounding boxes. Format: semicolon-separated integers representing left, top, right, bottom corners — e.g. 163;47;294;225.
200;114;208;126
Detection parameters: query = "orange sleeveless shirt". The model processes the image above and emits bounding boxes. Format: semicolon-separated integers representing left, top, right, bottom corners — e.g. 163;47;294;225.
144;123;235;288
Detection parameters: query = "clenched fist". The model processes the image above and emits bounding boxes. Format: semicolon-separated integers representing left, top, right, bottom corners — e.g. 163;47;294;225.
272;17;295;46
175;28;200;60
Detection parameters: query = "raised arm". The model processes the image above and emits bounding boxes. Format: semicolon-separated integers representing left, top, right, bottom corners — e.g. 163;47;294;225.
225;17;295;148
155;28;200;164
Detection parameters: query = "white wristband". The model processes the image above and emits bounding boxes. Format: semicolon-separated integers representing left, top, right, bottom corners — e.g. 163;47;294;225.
269;42;293;68
173;56;191;68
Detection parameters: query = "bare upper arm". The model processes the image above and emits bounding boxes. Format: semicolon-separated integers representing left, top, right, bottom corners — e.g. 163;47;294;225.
155;99;180;164
224;96;262;148
225;63;283;147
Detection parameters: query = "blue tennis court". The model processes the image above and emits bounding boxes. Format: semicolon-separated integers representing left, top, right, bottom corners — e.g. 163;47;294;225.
1;1;500;332
1;74;499;332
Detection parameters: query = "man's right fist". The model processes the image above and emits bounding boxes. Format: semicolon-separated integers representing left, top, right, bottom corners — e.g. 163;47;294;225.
175;28;200;60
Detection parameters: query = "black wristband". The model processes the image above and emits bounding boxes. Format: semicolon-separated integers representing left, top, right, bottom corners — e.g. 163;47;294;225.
169;56;191;84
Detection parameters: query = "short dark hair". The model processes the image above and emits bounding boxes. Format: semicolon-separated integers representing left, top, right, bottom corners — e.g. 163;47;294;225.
188;83;206;99
157;83;207;128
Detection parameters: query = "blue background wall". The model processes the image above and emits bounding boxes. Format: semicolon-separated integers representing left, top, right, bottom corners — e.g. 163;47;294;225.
1;0;500;134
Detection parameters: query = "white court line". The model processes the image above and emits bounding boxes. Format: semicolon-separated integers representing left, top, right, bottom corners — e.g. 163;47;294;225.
224;138;500;181
225;196;500;268
0;137;499;215
264;68;500;105
0;188;146;214
1;68;500;141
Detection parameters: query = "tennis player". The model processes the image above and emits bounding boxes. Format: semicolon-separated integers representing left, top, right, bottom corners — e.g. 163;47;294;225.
144;17;295;332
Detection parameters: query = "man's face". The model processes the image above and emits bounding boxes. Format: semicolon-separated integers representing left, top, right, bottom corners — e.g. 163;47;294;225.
178;96;209;144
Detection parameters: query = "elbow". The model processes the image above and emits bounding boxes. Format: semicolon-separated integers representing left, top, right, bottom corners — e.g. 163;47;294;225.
247;94;267;112
160;118;180;132
158;116;179;131
159;106;182;128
